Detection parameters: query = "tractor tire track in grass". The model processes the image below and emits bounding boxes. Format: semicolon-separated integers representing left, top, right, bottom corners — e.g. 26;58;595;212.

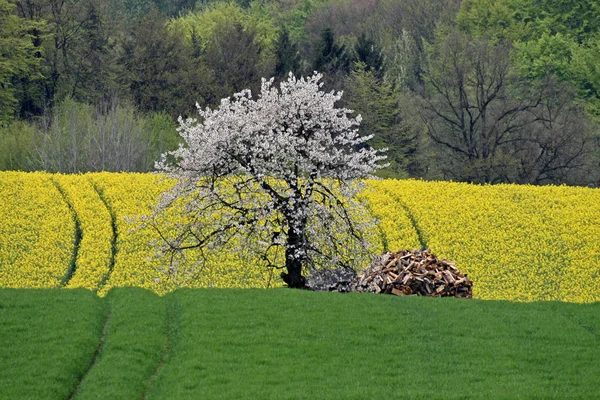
140;297;176;399
90;179;117;291
67;288;169;400
550;304;600;344
67;307;111;400
50;178;81;287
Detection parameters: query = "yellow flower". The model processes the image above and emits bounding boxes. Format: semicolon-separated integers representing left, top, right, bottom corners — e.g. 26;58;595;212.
0;172;73;288
2;172;599;303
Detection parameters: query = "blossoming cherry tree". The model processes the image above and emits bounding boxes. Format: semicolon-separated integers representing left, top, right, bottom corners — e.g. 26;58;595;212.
152;72;386;288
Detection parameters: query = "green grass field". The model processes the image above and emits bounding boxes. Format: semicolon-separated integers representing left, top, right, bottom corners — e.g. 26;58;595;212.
1;288;599;399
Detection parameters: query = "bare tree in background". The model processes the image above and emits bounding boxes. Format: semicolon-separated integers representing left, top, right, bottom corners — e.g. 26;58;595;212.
33;97;177;172
418;30;596;185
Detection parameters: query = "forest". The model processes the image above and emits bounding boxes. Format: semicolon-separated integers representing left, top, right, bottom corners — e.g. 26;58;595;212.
1;0;599;186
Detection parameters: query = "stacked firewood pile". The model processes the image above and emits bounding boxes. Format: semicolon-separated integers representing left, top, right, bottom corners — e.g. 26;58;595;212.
354;249;472;298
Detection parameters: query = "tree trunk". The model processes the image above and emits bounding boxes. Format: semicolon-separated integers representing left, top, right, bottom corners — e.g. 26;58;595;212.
281;256;306;288
280;227;307;288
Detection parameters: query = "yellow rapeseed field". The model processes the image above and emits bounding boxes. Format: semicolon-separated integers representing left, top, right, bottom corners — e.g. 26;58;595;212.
88;172;175;295
359;182;422;253
52;174;113;291
88;173;277;295
371;179;600;303
0;172;74;288
1;172;599;303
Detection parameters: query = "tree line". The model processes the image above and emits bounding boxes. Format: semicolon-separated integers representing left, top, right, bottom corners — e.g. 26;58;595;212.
1;0;599;186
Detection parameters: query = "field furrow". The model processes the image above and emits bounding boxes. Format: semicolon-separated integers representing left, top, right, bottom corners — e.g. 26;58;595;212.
89;173;280;294
51;174;113;291
88;173;173;295
1;172;600;302
359;182;422;252
50;177;83;287
377;179;600;303
0;172;73;288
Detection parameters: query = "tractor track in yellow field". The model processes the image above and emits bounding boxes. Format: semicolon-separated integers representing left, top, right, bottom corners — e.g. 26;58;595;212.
382;187;428;250
89;179;118;292
50;178;82;287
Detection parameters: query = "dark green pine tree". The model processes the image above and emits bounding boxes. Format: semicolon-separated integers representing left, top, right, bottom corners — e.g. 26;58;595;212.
354;33;385;80
312;28;352;74
120;9;216;117
345;62;415;178
274;26;300;79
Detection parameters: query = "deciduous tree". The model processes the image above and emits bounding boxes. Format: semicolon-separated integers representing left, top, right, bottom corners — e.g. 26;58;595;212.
121;9;215;117
151;73;386;288
418;30;596;185
0;0;40;124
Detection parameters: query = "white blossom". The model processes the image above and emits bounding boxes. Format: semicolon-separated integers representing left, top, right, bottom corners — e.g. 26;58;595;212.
151;72;387;287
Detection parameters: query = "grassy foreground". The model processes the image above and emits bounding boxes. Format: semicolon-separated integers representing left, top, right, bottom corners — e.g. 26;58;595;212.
1;288;599;399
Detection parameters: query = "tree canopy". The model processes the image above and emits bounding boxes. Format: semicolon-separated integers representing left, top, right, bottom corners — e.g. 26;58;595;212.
1;0;599;186
151;73;386;288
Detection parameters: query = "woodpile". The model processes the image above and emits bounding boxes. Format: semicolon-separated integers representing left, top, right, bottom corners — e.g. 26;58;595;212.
353;249;472;298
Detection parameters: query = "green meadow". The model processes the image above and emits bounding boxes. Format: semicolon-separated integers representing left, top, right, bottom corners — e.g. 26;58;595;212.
1;288;599;399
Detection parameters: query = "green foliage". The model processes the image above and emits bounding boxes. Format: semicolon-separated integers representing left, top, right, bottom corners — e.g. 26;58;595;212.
0;0;596;182
114;0;159;18
376;0;462;52
33;98;180;172
512;31;600;115
0;99;180;172
274;0;326;43
459;0;600;43
274;26;300;78
458;0;600;119
168;2;278;57
312;27;353;89
29;0;122;108
381;29;419;91
513;32;577;80
345;62;414;178
457;0;532;42
153;0;196;16
121;9;216;117
202;18;271;96
0;0;41;125
0;119;38;170
417;29;596;185
516;0;600;43
313;28;346;71
570;37;600;115
353;33;384;79
143;112;180;167
167;1;278;95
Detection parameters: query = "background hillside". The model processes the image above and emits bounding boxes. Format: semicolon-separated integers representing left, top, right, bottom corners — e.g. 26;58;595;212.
1;0;600;186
